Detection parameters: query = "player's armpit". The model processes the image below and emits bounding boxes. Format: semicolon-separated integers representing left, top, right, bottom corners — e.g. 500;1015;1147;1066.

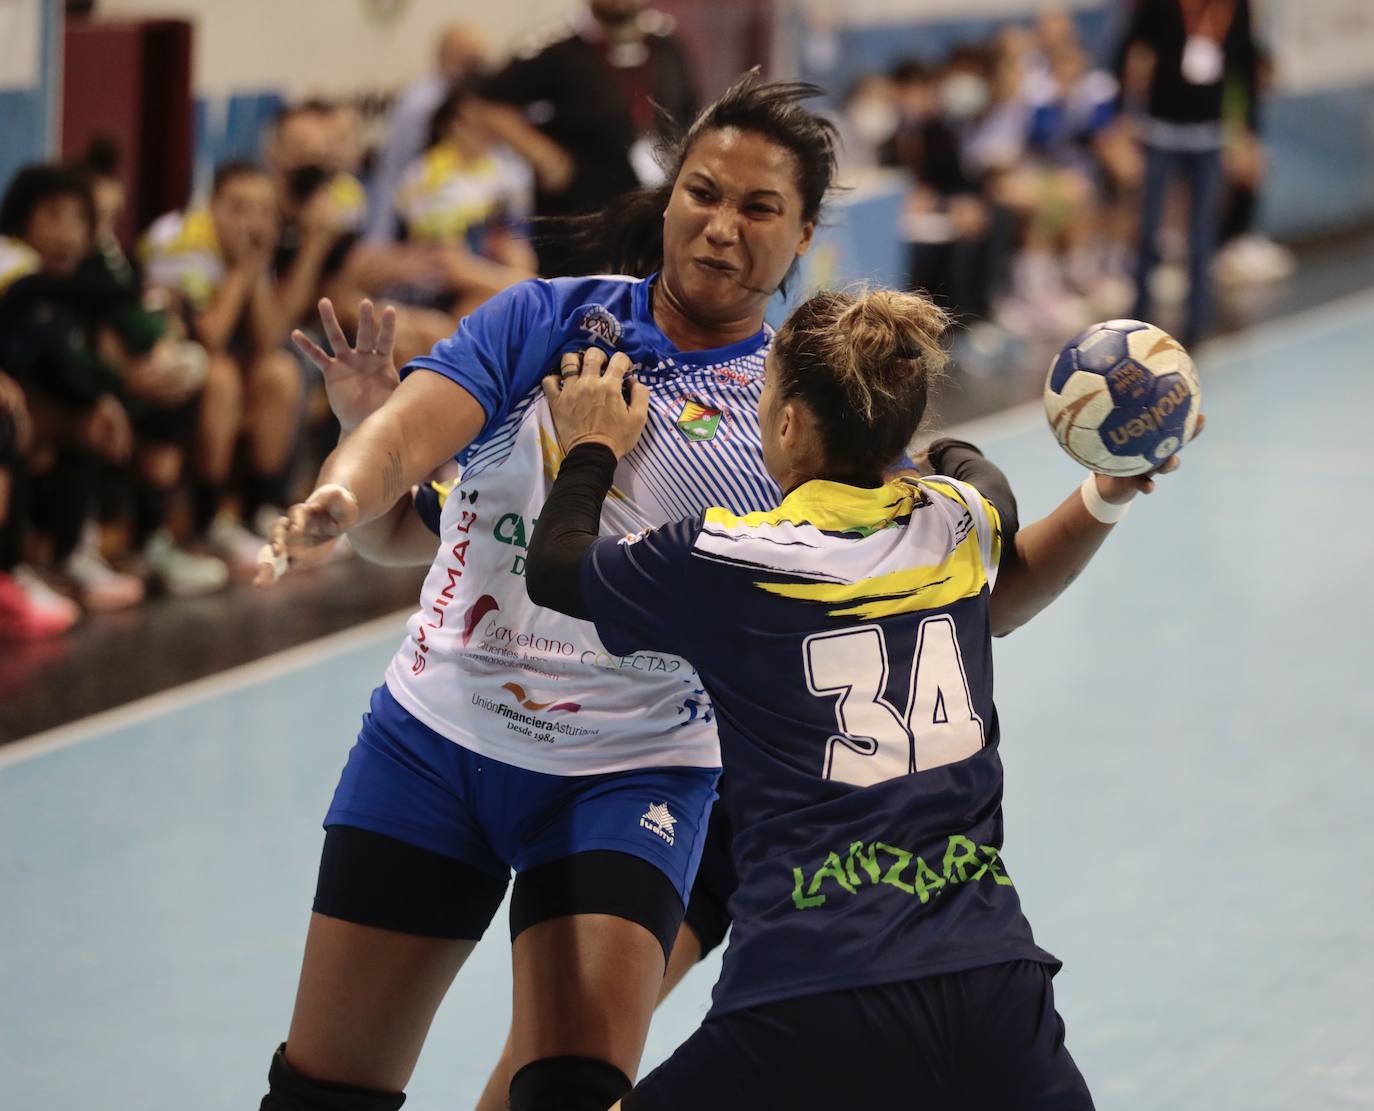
348;496;442;567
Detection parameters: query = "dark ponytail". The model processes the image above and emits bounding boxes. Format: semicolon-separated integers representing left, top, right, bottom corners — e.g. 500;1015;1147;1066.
541;70;839;279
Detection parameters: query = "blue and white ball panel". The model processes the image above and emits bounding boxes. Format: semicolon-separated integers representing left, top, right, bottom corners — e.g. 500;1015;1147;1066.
1044;320;1201;476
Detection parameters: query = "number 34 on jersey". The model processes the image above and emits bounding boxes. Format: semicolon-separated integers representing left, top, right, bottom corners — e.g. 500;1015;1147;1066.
804;618;985;787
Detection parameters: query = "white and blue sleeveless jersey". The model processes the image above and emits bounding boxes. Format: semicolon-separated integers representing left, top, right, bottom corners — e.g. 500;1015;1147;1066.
384;274;778;775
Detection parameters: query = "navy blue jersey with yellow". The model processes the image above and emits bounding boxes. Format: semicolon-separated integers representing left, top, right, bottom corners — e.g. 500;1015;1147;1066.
581;474;1057;1016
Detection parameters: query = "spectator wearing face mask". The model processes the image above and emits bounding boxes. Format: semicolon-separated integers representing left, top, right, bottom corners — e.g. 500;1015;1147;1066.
837;74;900;172
270;101;498;371
882;58;993;321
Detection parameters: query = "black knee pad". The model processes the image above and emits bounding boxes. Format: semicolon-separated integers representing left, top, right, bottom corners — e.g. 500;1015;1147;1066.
509;1055;631;1111
259;1044;406;1111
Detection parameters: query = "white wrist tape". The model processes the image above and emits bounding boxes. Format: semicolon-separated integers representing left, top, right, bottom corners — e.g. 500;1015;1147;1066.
1079;475;1132;525
258;543;289;583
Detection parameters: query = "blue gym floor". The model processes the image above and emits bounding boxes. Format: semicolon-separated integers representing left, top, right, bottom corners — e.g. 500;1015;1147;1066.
3;293;1372;1110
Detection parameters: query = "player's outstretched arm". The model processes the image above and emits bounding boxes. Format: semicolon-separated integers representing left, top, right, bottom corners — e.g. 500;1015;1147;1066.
990;414;1203;635
295;297;444;568
256;297;485;585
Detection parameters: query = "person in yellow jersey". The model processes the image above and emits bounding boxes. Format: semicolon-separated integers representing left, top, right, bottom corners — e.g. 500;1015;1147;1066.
394;85;538;279
268;100;511;368
141;161;303;571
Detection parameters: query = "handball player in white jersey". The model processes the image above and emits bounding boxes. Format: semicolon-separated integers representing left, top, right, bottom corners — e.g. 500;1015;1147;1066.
254;75;838;1111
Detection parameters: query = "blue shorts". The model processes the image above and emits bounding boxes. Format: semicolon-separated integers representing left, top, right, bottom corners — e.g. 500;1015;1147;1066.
325;684;719;910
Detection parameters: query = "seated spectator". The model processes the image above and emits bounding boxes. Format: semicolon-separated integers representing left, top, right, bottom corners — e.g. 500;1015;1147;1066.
0;368;79;638
142;161;301;571
79;141;227;596
0;165;152;612
1025;37;1132;304
266;101;469;368
389;85;537;312
365;22;492;244
966;29;1101;335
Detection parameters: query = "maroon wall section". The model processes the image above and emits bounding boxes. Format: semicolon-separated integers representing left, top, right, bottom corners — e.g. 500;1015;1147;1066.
63;18;193;247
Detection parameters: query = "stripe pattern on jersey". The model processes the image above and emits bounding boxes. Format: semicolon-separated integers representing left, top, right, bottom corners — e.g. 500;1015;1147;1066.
695;477;1004;620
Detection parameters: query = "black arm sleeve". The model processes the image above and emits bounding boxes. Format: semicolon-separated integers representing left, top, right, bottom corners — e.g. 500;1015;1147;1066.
927;437;1021;556
525;442;618;620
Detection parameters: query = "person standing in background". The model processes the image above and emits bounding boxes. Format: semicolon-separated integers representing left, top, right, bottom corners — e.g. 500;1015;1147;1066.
1120;0;1257;346
480;0;699;276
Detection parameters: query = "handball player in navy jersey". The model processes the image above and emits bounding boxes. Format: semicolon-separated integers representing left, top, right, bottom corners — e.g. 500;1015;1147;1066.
526;288;1201;1109
254;75;843;1111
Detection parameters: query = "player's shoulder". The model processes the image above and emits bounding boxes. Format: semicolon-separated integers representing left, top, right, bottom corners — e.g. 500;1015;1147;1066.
542;273;641;323
509;18;579;61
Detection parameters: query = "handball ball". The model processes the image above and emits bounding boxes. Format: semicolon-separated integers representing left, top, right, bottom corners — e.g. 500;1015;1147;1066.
1044;319;1201;477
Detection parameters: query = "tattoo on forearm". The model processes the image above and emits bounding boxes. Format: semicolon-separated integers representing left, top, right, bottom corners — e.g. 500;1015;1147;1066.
382;450;403;502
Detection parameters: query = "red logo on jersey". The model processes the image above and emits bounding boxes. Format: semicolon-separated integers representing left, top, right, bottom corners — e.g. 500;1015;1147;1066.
463;595;500;646
501;682;581;714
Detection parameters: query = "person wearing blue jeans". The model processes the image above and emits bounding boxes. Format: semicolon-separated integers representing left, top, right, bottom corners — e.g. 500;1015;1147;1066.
1120;0;1257;346
1132;138;1223;347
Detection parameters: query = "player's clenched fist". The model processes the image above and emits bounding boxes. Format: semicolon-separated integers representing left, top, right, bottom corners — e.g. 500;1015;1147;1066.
543;347;649;460
255;484;360;586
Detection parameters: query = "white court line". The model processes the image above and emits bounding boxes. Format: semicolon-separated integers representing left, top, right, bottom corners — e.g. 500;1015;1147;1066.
7;282;1374;768
0;609;411;769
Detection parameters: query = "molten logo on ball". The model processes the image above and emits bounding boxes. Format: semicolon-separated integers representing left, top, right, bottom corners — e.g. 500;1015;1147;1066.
1104;378;1192;447
1043;320;1202;477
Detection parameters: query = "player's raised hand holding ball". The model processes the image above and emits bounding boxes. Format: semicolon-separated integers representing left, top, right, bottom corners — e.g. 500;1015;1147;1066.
1044;318;1206;513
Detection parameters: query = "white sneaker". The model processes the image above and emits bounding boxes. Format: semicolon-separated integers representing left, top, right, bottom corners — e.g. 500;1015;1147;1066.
9;565;82;629
62;544;145;612
206;514;269;574
143;530;230;596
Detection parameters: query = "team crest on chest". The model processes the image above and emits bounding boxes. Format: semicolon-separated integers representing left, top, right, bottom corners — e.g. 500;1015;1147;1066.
675;397;723;443
577;304;623;346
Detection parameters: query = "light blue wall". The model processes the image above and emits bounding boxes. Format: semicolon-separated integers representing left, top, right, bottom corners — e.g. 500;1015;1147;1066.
190;90;285;197
0;0;61;193
1260;83;1374;240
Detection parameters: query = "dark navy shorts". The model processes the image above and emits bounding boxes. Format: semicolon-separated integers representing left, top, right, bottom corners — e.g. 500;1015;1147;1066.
682;801;736;958
319;684;719;947
625;960;1093;1111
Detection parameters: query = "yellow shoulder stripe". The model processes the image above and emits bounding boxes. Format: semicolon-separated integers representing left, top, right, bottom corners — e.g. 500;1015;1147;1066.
705;478;920;535
754;529;989;620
